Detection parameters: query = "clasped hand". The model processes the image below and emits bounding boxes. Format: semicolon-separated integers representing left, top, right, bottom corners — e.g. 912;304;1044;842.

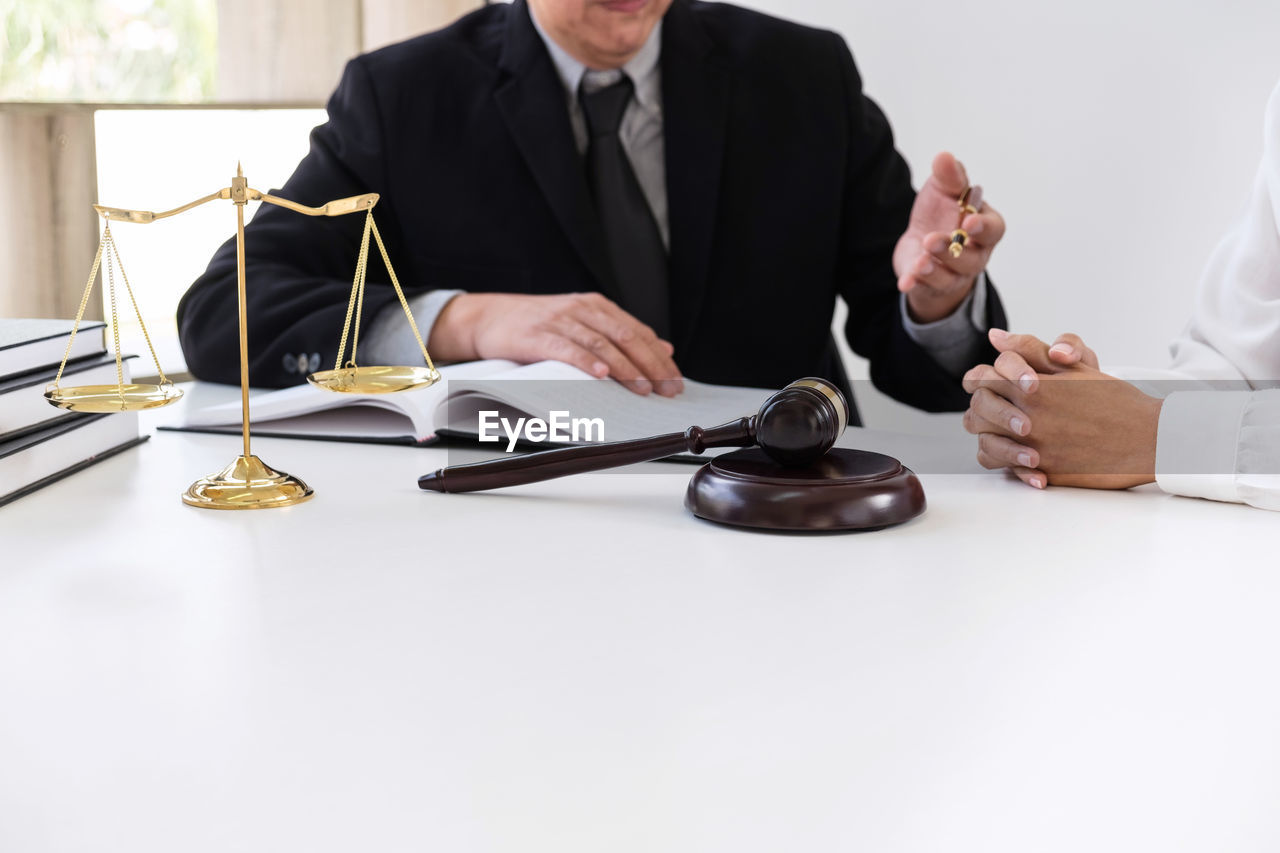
962;330;1163;489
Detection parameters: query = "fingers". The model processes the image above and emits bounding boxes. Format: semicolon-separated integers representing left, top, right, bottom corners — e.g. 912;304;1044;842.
988;328;1058;374
964;345;1054;490
994;350;1039;393
533;331;617;385
974;432;1048;490
465;293;685;395
916;233;984;280
1047;332;1100;369
929;151;968;197
903;204;1004;302
976;448;1047;487
576;297;683;397
988;328;1100;374
902;250;971;294
977;432;1039;469
962;362;1029;397
962;362;1001;395
960;205;1006;249
962;386;1031;438
568;294;683;397
1010;467;1048;489
557;317;656;395
917;209;1004;277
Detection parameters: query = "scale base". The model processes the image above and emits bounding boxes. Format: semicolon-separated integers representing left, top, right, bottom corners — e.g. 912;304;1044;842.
686;447;925;532
182;454;314;510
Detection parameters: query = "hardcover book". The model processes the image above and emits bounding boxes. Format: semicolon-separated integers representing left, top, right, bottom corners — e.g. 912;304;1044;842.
0;354;135;442
0;318;107;380
170;359;772;455
0;411;145;508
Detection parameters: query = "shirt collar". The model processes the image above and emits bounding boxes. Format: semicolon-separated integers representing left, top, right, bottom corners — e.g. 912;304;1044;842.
528;4;663;109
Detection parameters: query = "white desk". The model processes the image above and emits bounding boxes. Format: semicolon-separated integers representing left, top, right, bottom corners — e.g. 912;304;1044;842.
0;413;1277;852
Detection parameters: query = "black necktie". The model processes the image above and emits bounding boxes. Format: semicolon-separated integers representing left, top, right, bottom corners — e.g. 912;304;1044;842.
579;75;670;339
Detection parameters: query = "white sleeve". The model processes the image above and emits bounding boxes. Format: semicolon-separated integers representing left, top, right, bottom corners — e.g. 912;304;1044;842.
1144;81;1280;510
1165;81;1280;384
1155;390;1280;511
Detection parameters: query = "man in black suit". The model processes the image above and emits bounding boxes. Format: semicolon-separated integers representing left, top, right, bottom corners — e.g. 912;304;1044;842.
178;0;1008;422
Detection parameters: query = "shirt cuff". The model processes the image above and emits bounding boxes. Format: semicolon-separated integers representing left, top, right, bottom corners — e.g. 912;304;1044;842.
1157;389;1280;510
361;289;464;366
1154;389;1251;503
900;272;991;377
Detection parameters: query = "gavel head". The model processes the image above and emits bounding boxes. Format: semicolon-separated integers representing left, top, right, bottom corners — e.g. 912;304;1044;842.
754;377;850;467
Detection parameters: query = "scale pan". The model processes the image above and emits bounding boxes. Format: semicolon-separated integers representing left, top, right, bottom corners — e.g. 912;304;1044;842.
44;383;184;412
307;364;441;394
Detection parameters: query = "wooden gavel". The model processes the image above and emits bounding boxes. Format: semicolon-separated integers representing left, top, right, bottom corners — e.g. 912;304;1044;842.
417;377;849;493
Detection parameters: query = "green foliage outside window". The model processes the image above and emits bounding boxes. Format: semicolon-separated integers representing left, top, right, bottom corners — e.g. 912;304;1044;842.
1;0;216;102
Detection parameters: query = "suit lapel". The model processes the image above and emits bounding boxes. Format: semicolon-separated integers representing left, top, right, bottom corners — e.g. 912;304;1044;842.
661;0;731;353
494;0;617;297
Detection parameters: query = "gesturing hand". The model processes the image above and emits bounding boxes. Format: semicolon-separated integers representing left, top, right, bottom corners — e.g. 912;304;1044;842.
428;292;683;396
894;152;1006;323
961;330;1161;490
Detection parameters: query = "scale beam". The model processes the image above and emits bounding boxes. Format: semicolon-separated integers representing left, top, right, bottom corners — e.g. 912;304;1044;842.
259;191;379;217
93;189;230;224
91;189;380;224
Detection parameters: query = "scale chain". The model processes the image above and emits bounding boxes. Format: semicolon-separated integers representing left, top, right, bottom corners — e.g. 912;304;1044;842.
370;217;436;372
107;226;171;388
351;237;367;367
333;210;374;372
51;229;107;390
105;228;125;397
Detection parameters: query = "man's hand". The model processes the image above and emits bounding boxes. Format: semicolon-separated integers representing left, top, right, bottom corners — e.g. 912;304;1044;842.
961;330;1162;490
428;292;683;396
895;152;1006;323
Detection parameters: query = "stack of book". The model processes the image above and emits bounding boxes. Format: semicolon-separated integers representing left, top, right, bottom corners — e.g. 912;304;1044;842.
0;319;147;507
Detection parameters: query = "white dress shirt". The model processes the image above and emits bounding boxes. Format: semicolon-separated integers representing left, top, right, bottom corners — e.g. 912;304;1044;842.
531;7;668;247
365;4;989;377
1116;81;1280;511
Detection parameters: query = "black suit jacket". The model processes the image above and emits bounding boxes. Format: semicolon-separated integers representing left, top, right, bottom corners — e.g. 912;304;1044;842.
177;0;1005;419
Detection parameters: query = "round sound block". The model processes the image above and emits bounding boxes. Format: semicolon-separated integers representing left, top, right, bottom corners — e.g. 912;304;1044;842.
685;447;925;532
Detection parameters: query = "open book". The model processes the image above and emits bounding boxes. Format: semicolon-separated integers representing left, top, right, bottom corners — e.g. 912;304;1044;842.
171;360;775;455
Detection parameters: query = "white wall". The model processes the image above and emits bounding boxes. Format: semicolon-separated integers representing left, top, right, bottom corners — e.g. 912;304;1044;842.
734;0;1280;369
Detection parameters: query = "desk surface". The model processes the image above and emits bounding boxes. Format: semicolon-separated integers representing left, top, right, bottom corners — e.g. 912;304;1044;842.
0;409;1276;852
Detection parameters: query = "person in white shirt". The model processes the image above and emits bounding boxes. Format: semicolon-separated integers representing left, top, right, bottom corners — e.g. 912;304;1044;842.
959;80;1280;511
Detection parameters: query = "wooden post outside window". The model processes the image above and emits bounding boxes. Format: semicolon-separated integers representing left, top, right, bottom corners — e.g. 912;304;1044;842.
362;0;484;52
0;107;101;320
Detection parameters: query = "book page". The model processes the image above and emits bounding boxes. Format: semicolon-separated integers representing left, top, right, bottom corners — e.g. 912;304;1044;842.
179;359;521;437
178;358;778;447
439;363;775;443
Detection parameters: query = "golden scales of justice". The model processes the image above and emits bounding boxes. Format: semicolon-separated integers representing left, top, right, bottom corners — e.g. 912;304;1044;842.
44;164;440;510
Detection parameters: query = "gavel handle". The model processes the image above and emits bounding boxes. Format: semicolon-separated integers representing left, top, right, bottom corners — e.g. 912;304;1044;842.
418;416;756;493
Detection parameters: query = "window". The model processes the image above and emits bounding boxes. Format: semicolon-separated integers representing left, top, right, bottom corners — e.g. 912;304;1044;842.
2;0;217;103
